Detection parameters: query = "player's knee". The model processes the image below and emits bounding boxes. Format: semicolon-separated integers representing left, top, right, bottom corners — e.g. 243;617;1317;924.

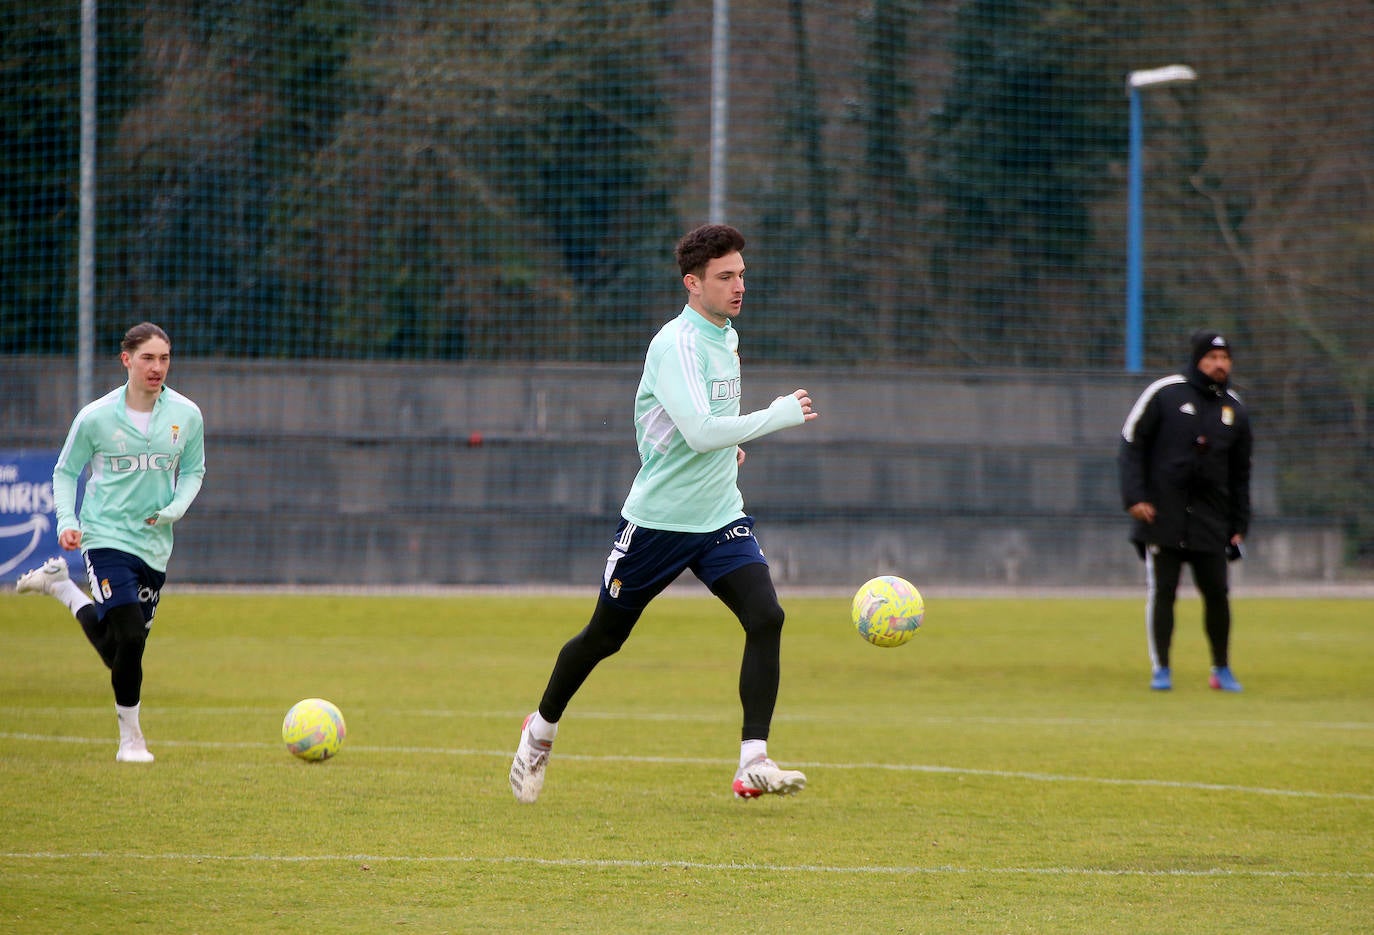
583;627;629;659
580;601;640;659
113;625;148;661
742;599;784;638
106;604;149;646
110;626;148;686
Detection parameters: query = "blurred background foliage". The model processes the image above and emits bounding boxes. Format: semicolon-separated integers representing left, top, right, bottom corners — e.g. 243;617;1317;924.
2;0;1371;560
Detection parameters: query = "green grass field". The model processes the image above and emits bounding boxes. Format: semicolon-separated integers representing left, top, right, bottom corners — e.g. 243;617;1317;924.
1;589;1371;933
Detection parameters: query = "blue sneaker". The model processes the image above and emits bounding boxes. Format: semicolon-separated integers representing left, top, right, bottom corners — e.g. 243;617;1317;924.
1150;667;1172;691
1209;666;1243;693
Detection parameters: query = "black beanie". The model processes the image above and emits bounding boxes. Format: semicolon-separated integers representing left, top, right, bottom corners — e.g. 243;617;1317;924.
1189;329;1231;369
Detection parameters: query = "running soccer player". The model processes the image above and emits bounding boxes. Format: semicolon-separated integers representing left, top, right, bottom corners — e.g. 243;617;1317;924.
510;223;818;802
16;322;205;762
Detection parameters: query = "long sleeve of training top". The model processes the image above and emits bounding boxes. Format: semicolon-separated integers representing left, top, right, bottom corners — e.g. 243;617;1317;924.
620;306;804;533
52;383;206;572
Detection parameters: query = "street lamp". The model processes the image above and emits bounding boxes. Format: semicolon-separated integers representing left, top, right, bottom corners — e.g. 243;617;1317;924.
708;0;729;223
1126;64;1196;373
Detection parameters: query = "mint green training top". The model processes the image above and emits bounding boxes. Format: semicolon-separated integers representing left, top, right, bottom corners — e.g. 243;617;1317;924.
53;383;207;572
620;306;804;533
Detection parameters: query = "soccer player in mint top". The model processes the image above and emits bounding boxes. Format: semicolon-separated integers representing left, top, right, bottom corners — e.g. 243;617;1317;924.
510;224;818;802
16;322;205;763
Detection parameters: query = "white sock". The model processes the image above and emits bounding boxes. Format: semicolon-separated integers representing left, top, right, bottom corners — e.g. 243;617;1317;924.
528;711;558;743
52;579;94;617
740;739;767;768
116;702;144;743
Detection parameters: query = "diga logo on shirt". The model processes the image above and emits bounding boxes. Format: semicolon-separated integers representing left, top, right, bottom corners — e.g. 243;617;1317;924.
710;378;741;401
107;452;181;474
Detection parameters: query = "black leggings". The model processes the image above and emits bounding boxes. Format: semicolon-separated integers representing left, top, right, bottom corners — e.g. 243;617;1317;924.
77;602;148;707
1146;547;1231;669
537;563;785;741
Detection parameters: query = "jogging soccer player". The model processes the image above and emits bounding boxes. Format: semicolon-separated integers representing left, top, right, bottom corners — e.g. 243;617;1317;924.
509;223;818;802
16;322;205;762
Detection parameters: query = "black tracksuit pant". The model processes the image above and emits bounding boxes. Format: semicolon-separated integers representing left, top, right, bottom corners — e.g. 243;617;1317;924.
1144;546;1231;670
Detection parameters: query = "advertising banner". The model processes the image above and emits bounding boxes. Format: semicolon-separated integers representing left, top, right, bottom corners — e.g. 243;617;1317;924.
0;450;80;584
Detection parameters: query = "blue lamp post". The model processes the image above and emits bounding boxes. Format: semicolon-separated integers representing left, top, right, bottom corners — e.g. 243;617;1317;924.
1126;65;1196;373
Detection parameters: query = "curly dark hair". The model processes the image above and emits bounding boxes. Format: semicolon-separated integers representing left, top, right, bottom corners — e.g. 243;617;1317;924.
675;224;746;278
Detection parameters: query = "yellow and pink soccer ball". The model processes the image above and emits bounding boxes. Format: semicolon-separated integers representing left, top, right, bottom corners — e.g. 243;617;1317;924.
282;698;346;761
852;575;925;647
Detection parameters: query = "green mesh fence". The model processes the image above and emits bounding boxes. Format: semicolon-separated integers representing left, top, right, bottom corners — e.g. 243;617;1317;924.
3;1;1371;581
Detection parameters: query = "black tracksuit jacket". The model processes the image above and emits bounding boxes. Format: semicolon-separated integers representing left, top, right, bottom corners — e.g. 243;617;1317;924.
1118;367;1253;554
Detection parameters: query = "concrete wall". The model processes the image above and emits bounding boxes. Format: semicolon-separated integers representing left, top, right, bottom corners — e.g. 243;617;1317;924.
1;358;1342;587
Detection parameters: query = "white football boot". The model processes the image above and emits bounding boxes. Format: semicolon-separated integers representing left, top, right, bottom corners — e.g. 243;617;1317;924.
15;557;69;596
732;756;806;799
509;713;553;803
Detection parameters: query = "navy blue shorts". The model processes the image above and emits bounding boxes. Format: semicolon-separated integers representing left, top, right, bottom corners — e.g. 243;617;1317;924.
600;516;768;610
83;548;165;625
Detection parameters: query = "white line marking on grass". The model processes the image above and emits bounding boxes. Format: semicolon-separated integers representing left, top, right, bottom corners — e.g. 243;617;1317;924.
5;706;1371;733
893;714;1374;733
0;706;289;718
3;731;1371;801
808;760;1374;801
0;852;1370;880
0;732;279;751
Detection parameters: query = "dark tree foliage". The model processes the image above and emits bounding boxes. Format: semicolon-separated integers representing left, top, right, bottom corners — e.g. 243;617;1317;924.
508;2;680;361
928;0;1164;367
99;0;366;357
0;0;141;353
1;0;1369;562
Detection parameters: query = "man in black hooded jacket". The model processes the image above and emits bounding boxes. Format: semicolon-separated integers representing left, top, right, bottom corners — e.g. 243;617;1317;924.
1118;329;1253;693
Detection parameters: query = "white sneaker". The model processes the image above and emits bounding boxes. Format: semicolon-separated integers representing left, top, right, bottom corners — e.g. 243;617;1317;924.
733;756;806;799
509;713;552;803
116;739;155;763
16;557;68;596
